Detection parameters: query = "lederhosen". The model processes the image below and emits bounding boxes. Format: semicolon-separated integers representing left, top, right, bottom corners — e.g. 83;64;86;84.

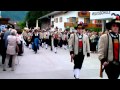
105;32;120;79
73;34;85;69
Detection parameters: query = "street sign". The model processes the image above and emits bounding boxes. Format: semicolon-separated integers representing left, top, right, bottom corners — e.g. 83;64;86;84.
90;11;120;20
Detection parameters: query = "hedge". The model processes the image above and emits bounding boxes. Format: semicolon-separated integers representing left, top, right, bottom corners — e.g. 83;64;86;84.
86;27;102;32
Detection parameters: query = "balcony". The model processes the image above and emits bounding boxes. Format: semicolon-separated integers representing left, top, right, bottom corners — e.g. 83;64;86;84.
64;22;75;27
78;11;90;17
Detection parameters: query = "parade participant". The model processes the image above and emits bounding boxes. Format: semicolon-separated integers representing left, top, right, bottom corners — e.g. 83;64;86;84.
53;31;59;53
32;29;40;54
38;30;42;46
27;29;33;49
49;30;54;51
40;30;44;48
43;29;47;48
58;30;63;48
98;16;120;79
44;30;49;49
63;30;68;50
90;31;98;53
69;23;90;79
22;27;29;47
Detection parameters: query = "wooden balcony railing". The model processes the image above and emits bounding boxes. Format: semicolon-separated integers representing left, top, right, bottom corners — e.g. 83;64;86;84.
64;22;74;27
84;23;102;28
78;11;90;17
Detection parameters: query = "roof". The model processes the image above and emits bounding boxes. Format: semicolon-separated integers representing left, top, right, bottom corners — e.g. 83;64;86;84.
38;11;68;20
0;18;10;21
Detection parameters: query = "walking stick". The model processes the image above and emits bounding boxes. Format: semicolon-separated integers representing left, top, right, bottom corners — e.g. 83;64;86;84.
100;62;105;78
100;62;103;78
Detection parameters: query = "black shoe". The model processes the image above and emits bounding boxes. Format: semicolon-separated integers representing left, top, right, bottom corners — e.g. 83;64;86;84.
18;54;23;56
3;69;6;71
9;66;12;68
74;75;79;79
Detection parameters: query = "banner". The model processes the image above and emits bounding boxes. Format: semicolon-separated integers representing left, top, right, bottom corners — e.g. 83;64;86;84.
90;11;120;20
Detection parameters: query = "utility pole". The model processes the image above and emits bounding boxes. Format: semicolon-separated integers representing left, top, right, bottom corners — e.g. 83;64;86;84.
36;19;38;28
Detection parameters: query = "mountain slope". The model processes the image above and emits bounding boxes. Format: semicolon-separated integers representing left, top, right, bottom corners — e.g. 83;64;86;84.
1;11;28;21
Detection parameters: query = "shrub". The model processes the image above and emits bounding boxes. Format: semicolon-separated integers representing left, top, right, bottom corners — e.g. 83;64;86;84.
86;27;102;32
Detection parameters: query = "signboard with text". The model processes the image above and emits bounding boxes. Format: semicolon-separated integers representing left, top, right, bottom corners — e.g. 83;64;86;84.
90;11;120;20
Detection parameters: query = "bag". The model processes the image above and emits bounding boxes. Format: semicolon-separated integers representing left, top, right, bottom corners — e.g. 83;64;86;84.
16;37;19;53
16;44;19;53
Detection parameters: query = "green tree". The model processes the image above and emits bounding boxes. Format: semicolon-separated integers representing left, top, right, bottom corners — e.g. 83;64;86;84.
17;21;26;29
25;11;52;28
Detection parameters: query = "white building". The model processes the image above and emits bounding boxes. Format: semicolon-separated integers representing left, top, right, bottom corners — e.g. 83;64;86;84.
38;11;101;31
90;11;120;32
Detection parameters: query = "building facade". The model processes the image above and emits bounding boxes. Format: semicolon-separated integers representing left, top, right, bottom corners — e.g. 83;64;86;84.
39;11;102;31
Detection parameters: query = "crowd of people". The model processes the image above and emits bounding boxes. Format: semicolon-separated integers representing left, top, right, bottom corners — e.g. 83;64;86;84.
0;26;24;71
0;16;120;79
22;26;102;54
22;26;71;54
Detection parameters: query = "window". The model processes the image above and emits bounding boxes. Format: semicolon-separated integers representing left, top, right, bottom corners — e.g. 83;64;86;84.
72;17;76;23
67;18;69;22
84;18;90;24
97;20;102;24
68;17;77;23
51;21;54;25
56;18;58;23
59;17;62;22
